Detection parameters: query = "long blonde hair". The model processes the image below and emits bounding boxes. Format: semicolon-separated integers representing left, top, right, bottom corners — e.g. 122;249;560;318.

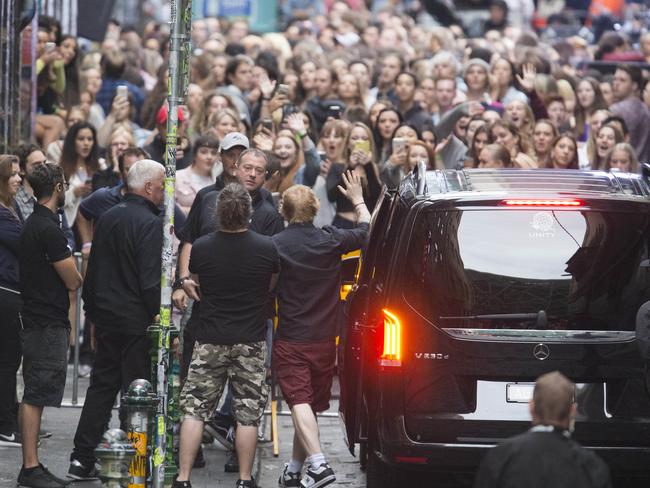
265;130;305;194
604;142;639;173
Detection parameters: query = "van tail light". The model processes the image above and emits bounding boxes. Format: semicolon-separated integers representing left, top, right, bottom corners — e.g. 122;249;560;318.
380;309;402;367
501;199;583;207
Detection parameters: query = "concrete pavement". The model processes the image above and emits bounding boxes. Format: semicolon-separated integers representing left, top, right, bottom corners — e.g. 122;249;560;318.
0;365;244;488
256;383;366;488
0;366;365;488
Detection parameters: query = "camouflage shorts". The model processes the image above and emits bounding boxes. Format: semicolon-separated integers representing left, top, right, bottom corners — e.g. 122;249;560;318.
180;341;269;426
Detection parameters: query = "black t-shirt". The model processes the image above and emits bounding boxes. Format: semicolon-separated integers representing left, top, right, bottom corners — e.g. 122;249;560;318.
189;230;279;345
180;184;283;244
474;428;612;488
19;203;72;326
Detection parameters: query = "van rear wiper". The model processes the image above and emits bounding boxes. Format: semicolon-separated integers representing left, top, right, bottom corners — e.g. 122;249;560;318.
440;311;548;328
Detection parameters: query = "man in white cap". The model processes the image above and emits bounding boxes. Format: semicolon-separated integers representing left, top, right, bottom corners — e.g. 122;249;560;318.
68;159;166;480
174;132;251;316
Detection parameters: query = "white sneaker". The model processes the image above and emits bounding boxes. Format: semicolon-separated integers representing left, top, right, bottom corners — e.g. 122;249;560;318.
77;364;92;378
300;463;335;488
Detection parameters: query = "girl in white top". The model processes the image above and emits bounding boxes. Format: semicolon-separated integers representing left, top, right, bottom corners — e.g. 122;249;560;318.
174;134;220;215
59;122;106;225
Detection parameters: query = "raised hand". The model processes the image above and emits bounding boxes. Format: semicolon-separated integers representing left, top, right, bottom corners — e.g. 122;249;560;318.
253;132;274;151
516;63;537;94
337;170;364;205
286;113;306;135
259;71;277;100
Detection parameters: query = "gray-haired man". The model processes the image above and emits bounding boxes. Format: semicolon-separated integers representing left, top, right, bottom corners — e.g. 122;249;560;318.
68;159;165;480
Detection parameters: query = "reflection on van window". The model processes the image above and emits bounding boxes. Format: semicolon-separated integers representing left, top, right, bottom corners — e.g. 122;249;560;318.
404;209;650;331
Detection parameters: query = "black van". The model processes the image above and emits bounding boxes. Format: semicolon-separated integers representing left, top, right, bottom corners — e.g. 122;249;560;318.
339;167;650;487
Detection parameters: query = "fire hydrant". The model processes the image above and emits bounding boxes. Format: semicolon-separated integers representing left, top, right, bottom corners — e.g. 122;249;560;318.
124;379;157;488
95;428;136;487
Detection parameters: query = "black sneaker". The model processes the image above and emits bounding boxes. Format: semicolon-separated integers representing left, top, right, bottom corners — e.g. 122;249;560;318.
194;445;206;468
278;463;301;487
172;479;192;488
66;459;99;480
18;464;69;488
236;477;257;488
300;463;335;488
224;450;239;473
204;419;235;450
0;430;21;447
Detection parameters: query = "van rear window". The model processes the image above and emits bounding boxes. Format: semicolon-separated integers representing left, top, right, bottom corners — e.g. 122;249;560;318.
403;208;650;331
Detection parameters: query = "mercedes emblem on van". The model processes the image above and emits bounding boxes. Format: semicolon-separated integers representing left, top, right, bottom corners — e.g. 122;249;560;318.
533;343;550;361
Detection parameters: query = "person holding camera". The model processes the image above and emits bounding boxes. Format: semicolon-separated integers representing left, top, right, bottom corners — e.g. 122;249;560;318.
259;114;320;194
305;68;346;136
326;121;381;228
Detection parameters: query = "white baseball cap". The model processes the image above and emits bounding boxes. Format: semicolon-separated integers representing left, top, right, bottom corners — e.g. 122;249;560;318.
219;132;250;152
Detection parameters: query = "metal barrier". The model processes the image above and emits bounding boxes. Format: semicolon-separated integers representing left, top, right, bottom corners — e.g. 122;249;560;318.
0;1;22;152
71;252;83;406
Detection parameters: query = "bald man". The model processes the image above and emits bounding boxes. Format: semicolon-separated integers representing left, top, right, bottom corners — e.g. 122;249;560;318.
474;372;612;488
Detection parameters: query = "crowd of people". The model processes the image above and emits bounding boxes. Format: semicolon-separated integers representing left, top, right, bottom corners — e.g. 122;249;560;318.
2;1;650;487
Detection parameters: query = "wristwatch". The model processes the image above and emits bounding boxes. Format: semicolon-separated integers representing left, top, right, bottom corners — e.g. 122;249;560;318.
173;275;190;291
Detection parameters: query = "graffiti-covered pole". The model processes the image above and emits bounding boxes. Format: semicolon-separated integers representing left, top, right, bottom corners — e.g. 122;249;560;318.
152;0;192;486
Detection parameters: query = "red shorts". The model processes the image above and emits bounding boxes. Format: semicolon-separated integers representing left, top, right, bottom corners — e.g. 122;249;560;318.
273;339;336;412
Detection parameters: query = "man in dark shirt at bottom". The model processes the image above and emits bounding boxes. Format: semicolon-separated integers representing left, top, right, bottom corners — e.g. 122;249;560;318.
18;163;82;488
67;159;165;480
474;371;612;488
174;183;279;488
273;172;370;488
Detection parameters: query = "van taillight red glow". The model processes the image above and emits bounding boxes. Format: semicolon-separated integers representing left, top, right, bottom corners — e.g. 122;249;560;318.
501;199;583;207
380;309;402;367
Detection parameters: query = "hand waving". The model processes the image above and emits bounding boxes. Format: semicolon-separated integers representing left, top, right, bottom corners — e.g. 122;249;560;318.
516;63;537;94
259;71;277;100
337;170;364;206
286;113;306;135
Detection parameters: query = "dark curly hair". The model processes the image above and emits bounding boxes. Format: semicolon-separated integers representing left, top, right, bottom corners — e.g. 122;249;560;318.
28;162;65;200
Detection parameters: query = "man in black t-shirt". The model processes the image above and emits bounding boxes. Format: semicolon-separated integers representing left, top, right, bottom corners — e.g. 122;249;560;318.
175;182;279;488
18;163;82;488
474;372;612;488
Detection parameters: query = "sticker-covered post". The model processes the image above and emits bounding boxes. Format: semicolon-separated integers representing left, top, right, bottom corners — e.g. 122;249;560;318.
151;0;192;486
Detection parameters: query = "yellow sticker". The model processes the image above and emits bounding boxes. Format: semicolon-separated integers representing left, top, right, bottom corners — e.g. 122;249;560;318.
128;431;147;457
153;447;164;466
161;309;171;327
158;415;165;435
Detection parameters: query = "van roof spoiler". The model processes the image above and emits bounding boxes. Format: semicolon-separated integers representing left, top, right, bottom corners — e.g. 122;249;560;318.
401;168;650;199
